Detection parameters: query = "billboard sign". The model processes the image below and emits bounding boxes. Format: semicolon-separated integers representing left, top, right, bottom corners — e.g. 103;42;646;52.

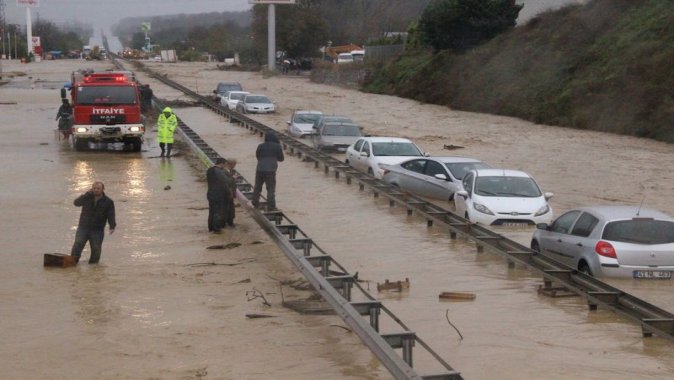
17;0;40;6
249;0;296;3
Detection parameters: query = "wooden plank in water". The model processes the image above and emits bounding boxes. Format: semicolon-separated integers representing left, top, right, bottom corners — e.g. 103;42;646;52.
439;291;476;301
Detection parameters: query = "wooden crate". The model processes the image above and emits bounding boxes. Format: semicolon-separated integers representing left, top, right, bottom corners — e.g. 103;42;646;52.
43;253;77;268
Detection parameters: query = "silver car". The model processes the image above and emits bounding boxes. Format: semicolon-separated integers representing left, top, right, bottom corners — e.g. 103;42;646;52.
236;94;275;114
383;157;490;201
531;206;674;278
287;110;323;138
312;121;363;152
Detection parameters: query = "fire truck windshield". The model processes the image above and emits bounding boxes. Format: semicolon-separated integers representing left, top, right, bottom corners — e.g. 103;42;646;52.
76;86;137;105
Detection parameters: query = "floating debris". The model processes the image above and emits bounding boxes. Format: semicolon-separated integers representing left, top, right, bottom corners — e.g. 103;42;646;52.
207;242;242;250
439;291;476;301
377;278;410;292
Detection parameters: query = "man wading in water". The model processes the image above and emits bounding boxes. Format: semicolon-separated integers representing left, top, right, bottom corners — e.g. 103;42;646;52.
70;181;116;264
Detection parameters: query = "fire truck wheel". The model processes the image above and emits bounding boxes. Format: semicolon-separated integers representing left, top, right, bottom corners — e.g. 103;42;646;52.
74;138;89;151
128;138;142;152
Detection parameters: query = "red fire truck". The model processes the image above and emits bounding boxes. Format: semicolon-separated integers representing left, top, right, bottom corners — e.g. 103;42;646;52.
66;70;144;151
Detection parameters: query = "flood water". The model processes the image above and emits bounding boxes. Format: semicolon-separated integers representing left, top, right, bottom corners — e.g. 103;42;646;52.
2;59;674;379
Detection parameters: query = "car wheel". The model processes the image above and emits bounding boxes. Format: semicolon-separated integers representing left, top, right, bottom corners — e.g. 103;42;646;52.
578;261;593;276
531;240;540;253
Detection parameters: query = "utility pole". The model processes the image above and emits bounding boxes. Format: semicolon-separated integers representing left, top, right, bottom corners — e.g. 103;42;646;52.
0;0;6;59
249;0;296;72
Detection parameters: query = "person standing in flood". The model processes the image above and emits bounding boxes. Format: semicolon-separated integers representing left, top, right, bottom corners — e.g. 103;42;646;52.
207;158;229;233
157;107;177;157
70;181;116;264
251;133;284;211
223;159;238;227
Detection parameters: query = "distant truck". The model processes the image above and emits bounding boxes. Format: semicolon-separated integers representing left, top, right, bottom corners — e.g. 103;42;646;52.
82;45;92;59
65;70;145;151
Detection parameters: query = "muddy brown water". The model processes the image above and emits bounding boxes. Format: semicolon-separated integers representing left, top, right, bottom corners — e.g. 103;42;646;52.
1;60;673;379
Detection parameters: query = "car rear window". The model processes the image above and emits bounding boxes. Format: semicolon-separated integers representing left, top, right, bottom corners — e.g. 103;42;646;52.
372;142;422;157
602;219;674;244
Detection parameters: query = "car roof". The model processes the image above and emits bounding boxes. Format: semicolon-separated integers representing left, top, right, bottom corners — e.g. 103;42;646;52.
359;136;413;143
218;81;240;85
245;94;269;98
294;110;322;115
321;121;359;127
429;156;484;163
473;168;530;178
573;205;674;221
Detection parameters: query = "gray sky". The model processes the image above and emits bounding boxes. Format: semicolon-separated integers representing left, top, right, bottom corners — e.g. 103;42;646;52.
5;0;584;30
5;0;252;28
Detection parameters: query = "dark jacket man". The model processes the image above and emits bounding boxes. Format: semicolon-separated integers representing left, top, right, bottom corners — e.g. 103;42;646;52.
70;182;116;264
206;158;230;232
252;133;284;210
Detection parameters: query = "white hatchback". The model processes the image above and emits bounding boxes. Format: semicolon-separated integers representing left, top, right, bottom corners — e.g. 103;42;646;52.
220;91;249;110
454;168;553;226
345;137;426;179
287;110;323;138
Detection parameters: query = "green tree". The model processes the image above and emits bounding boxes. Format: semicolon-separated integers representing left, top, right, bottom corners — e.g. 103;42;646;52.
417;0;522;52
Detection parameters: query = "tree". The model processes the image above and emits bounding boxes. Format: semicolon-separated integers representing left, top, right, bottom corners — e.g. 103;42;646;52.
417;0;523;52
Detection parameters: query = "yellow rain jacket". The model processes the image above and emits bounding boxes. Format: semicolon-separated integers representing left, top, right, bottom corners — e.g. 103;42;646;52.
157;107;178;144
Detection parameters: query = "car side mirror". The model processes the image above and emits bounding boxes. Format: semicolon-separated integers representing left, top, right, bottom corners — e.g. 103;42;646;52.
424;152;430;157
434;174;448;181
456;190;468;199
286;121;291;125
360;151;369;157
544;192;554;201
536;223;549;230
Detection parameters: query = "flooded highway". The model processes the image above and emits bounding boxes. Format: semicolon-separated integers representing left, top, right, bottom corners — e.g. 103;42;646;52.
2;59;674;379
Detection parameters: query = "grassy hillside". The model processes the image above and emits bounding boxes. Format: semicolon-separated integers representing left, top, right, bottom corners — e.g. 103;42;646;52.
363;0;674;143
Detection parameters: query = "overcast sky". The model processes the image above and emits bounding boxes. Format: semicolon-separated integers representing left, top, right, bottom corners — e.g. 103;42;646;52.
5;0;252;28
5;0;584;30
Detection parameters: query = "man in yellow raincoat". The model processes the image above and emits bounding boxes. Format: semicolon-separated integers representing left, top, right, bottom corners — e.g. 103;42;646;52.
157;107;178;157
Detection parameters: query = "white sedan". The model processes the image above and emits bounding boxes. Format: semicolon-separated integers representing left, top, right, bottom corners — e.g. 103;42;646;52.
454;168;553;226
287;110;323;138
220;91;249;110
345;136;426;179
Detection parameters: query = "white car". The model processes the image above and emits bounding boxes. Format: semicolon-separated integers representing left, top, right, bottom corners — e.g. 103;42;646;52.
345;137;426;179
454;168;553;226
287;110;323;138
220;91;249;110
236;94;275;114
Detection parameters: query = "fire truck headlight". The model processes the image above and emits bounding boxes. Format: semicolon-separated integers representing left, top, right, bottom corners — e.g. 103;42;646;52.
76;127;87;133
129;126;141;132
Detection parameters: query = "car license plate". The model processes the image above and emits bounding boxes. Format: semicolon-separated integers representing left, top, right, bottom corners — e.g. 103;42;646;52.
501;222;528;227
337;147;346;152
633;270;672;279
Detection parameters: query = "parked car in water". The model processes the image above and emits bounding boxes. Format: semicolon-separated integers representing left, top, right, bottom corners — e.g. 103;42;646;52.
287;110;323;138
454;168;553;226
220;91;249;110
236;94;275;114
383;157;491;201
345;137;426;179
312;121;363;152
213;81;243;101
531;206;674;278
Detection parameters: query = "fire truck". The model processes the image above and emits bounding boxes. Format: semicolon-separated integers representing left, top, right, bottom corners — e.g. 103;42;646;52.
65;70;144;151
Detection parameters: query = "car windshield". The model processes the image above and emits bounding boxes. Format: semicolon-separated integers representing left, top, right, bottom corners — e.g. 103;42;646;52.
76;86;137;105
474;176;542;197
294;114;321;123
372;142;422;156
230;93;246;100
322;116;353;124
322;124;361;136
603;219;674;244
445;162;490;180
246;96;271;103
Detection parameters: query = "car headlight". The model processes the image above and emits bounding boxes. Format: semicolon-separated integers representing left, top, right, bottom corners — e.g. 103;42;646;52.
129;126;141;132
76;127;87;133
535;204;550;216
473;202;494;215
